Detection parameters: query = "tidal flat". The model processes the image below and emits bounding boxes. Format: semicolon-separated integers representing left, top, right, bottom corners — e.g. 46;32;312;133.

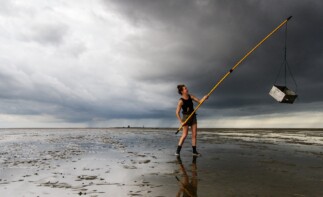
0;128;323;196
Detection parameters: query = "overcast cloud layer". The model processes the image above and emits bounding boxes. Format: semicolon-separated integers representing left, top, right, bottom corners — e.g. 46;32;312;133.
0;0;322;128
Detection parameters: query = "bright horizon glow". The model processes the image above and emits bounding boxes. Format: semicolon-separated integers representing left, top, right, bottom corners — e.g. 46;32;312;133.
1;110;323;129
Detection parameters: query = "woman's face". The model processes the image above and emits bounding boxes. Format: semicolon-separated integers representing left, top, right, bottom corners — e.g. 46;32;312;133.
182;86;189;94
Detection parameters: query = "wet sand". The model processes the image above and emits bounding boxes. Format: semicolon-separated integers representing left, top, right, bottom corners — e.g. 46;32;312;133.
0;128;323;196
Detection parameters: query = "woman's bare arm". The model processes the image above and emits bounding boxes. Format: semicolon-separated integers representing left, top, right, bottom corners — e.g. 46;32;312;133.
191;94;208;104
176;99;183;123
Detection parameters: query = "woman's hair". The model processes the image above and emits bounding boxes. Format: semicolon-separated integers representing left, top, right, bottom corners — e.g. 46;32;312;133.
177;84;185;95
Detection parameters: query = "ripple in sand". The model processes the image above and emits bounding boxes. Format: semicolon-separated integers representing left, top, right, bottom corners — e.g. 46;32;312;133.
76;175;98;181
123;165;137;169
138;160;151;164
40;181;72;189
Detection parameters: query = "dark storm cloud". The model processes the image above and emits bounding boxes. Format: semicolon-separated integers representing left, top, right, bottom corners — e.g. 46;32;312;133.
0;62;170;124
106;0;323;117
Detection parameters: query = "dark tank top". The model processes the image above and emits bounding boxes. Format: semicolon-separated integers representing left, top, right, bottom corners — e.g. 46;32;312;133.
180;95;194;114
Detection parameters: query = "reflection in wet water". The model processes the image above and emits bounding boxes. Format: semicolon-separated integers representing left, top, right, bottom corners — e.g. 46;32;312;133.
175;156;198;197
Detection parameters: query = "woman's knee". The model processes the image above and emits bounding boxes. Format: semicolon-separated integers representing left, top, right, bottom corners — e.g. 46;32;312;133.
181;133;188;139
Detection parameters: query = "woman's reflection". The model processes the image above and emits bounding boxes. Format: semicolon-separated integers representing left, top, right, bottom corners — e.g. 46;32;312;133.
175;156;198;197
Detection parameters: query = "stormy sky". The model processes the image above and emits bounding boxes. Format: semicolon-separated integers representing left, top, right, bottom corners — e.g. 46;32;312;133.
0;0;322;128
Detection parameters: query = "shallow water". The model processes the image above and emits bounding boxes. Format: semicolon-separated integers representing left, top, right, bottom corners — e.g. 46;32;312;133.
0;128;323;196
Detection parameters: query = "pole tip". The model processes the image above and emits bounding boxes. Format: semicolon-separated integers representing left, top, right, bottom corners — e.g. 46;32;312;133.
175;129;180;134
287;16;292;21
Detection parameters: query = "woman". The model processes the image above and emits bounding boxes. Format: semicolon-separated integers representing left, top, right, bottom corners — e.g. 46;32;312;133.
176;84;208;156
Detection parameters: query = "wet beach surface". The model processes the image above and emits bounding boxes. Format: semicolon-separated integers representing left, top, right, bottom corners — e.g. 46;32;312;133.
0;128;323;196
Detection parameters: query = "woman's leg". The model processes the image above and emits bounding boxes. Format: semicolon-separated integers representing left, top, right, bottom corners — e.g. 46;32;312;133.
191;123;200;155
178;125;189;146
176;125;189;155
191;123;197;146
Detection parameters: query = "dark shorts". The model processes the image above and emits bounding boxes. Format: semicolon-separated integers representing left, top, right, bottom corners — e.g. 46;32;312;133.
182;113;197;126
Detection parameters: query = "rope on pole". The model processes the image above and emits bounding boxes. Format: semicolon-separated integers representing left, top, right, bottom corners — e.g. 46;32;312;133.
176;16;292;134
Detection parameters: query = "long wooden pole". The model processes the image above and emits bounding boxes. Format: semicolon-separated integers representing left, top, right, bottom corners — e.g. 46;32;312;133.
176;16;292;134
